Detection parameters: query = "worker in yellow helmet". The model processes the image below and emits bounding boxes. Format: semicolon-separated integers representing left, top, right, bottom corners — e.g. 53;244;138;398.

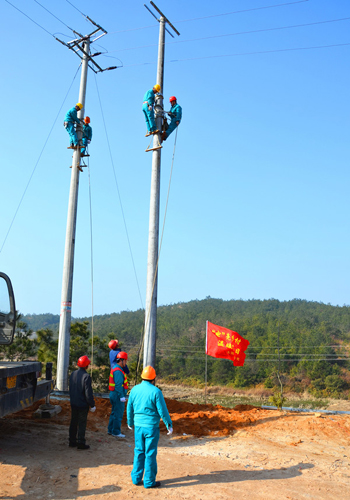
143;84;161;137
64;103;83;149
127;366;173;489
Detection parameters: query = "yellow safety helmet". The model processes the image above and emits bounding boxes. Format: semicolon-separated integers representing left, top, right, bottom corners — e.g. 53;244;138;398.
153;84;161;92
76;102;83;110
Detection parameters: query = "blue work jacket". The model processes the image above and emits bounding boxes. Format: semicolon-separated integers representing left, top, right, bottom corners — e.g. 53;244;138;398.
169;103;182;122
65;107;80;124
127;380;172;429
83;124;92;140
109;348;130;375
143;89;155;107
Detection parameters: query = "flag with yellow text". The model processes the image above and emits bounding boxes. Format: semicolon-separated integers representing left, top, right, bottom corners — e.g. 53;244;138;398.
206;321;250;367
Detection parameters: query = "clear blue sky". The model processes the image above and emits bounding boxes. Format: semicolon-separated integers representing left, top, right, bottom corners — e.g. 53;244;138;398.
0;0;349;317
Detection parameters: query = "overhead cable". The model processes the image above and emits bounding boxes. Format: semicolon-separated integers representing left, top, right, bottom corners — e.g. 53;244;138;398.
0;65;81;254
123;42;350;67
109;0;309;34
94;75;144;310
65;0;85;17
4;0;55;38
33;0;74;33
108;17;350;54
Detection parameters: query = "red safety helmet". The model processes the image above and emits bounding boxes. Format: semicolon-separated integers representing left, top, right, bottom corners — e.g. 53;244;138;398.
84;116;90;124
77;355;91;368
169;96;177;102
116;351;128;360
108;339;119;350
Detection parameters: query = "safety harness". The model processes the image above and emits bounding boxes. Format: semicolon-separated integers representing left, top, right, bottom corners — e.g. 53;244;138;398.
109;366;128;392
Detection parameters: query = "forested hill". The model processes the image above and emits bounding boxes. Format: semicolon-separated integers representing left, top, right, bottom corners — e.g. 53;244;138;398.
23;297;350;343
21;298;350;395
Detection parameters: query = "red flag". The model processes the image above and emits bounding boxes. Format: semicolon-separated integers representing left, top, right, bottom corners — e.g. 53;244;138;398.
206;321;250;367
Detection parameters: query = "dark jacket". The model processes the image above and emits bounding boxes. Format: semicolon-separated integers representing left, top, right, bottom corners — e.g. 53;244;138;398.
69;368;95;408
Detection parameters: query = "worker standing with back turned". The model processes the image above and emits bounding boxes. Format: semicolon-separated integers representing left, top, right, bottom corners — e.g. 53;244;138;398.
108;351;128;438
64;103;83;149
127;366;173;489
69;355;96;450
162;96;182;142
143;84;161;137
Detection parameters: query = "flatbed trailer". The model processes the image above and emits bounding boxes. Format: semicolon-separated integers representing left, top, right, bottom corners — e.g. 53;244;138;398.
0;361;54;418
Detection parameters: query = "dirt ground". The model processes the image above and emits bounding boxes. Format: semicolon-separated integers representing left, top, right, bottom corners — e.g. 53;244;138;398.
0;395;350;499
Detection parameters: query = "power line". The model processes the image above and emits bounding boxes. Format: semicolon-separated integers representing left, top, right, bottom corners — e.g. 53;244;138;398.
4;0;55;38
108;17;350;54
33;0;74;33
123;42;350;67
109;0;309;34
175;0;310;24
65;0;85;17
94;74;144;310
0;65;81;254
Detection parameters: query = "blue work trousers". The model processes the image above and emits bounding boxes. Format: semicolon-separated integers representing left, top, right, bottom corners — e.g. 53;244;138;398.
81;137;88;154
165;119;179;139
142;103;156;133
131;426;160;488
65;122;78;146
108;391;125;436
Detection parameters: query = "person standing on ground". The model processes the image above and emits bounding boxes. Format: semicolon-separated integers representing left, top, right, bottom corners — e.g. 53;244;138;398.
143;84;161;137
108;351;128;438
81;116;92;156
69;355;96;450
108;339;130;374
64;103;83;148
162;96;182;142
127;366;173;489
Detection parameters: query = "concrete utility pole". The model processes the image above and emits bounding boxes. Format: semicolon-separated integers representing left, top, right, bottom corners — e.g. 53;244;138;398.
57;40;90;391
56;19;116;391
143;2;180;368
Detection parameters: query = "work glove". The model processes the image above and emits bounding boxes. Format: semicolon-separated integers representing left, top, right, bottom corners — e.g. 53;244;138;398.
120;397;126;402
148;105;152;111
167;427;173;435
128;425;133;430
90;406;96;412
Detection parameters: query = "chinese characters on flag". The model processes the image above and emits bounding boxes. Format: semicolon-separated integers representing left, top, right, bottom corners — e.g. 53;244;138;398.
206;321;250;367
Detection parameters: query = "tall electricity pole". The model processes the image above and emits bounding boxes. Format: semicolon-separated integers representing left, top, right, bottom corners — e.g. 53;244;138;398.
143;2;180;368
56;19;117;391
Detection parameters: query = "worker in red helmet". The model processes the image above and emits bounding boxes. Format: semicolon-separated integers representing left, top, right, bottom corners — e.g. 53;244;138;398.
68;355;96;450
81;116;92;157
109;338;130;375
108;351;129;438
162;96;182;142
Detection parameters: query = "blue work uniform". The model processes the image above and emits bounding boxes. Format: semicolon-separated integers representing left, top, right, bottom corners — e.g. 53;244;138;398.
108;365;127;436
142;89;157;133
109;348;130;375
81;124;92;154
127;380;172;488
165;103;182;139
64;107;81;146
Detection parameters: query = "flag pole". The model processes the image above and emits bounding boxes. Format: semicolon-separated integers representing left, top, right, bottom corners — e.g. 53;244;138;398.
205;320;208;404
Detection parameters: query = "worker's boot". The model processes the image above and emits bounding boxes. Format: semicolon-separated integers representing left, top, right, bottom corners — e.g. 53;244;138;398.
149;482;161;488
77;443;90;450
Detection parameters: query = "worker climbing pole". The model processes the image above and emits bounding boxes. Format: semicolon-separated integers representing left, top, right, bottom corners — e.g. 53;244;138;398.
56;17;117;391
143;2;180;370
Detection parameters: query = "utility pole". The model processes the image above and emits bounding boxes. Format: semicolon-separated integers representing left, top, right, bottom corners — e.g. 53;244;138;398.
143;2;180;368
56;19;117;391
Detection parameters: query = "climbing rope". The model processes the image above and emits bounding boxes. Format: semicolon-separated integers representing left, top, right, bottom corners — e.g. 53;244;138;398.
135;127;179;384
0;64;81;254
87;155;94;377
